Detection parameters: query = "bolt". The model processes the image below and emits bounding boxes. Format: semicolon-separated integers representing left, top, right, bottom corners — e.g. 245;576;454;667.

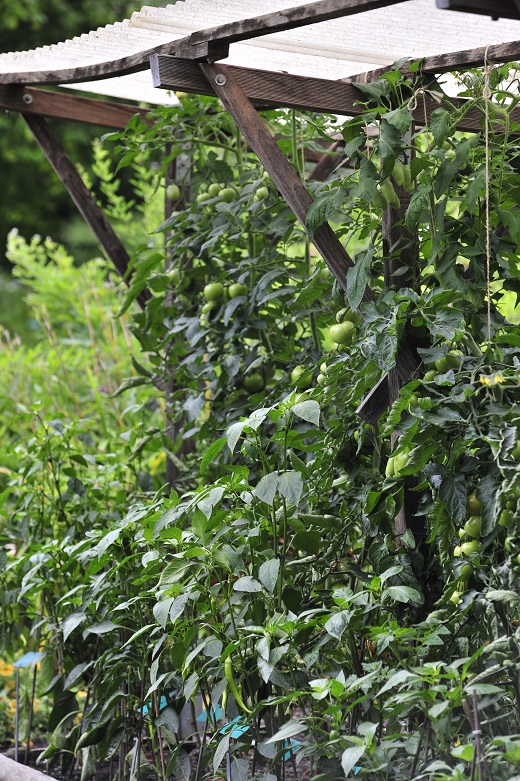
214;74;226;86
22;93;33;105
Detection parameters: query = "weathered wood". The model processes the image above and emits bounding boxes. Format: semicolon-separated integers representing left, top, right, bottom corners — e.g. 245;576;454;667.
0;86;149;129
348;38;520;83
436;0;519;19
153;57;520;135
0;754;59;781
22;114;149;309
199;62;372;299
0;0;406;86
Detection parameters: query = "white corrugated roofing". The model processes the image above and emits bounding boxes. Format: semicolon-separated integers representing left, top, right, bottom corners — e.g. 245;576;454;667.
0;0;519;105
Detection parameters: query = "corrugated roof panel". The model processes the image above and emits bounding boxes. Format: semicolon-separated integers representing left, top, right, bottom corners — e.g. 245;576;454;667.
0;0;518;105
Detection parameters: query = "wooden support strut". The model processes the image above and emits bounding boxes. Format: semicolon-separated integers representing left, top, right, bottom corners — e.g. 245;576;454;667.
0;86;149;130
199;62;373;301
21;114;149;309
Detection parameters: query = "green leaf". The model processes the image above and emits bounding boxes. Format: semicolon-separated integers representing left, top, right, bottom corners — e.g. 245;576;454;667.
291;399;320;426
430;109;451;146
325;611;350;640
405;186;430;230
62;612;86;642
384;106;413;133
255;472;278;505
200;438;227;472
111;375;148;397
439;474;466;523
293;530;321;553
384;586;423;605
277;471;303;506
305;186;346;236
486;590;520;605
153;598;175;629
451;744;474;762
346;247;374;311
259;559;280;594
341;745;366;777
233;576;262;593
265;720;307;744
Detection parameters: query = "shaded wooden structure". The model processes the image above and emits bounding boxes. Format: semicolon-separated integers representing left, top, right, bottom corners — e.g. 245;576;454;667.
1;0;519;536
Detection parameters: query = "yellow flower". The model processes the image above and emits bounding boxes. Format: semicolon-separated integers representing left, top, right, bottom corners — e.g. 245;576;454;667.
479;373;505;386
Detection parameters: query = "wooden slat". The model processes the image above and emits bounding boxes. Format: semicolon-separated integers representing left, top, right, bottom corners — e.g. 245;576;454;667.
152;56;520;135
199;61;373;300
348;38;520;83
0;0;406;86
0;86;148;129
436;0;519;19
22;114;150;309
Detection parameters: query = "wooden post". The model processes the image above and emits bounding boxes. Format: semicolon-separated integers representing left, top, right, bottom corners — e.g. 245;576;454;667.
21;114;150;310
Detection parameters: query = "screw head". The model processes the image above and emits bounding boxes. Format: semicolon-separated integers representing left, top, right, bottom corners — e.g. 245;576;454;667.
22;93;33;105
214;74;226;86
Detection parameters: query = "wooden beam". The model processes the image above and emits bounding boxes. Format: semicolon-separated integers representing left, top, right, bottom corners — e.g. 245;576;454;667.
199;62;373;300
0;0;406;86
436;0;519;19
0;86;149;129
152;56;520;135
22;114;150;309
348;38;520;83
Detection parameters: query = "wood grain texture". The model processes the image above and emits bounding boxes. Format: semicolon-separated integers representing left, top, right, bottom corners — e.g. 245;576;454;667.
0;754;58;781
436;0;519;19
154;57;520;135
200;62;373;300
348;37;520;83
0;0;406;86
0;86;148;129
22;114;149;309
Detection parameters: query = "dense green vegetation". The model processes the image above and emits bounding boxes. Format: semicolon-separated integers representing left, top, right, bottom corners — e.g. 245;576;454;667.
1;56;520;781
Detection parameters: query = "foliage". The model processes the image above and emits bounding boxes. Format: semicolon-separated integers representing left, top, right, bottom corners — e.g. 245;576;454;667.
1;60;520;781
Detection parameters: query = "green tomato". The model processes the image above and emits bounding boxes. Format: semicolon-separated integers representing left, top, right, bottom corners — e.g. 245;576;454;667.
460;563;473;581
317;373;327;386
393;448;411;476
499;509;515;528
208;182;221;198
392;159;405;187
244;373;264;392
196;191;211;204
450;590;462;606
423;370;437;383
343;309;361;326
320;362;328;374
517;553;520;566
219;186;237;203
505;536;517;553
166;182;181;200
255;186;269;201
461;540;480;556
203;282;224;302
434;357;449;373
228;282;248;298
319;267;332;281
463;516;482;538
291;365;313;389
466;493;482;516
458;527;466;539
385;456;395;478
453;545;462;557
329;321;355;345
380;178;400;209
201;302;215;314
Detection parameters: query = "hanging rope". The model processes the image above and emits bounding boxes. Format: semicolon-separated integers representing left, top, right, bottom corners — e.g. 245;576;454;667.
483;45;492;343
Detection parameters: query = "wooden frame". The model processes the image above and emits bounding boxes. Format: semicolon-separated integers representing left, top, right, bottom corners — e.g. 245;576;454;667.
0;86;149;129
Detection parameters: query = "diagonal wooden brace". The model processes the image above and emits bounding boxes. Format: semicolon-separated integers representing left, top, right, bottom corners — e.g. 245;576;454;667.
22;114;149;309
200;62;419;417
200;62;373;302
